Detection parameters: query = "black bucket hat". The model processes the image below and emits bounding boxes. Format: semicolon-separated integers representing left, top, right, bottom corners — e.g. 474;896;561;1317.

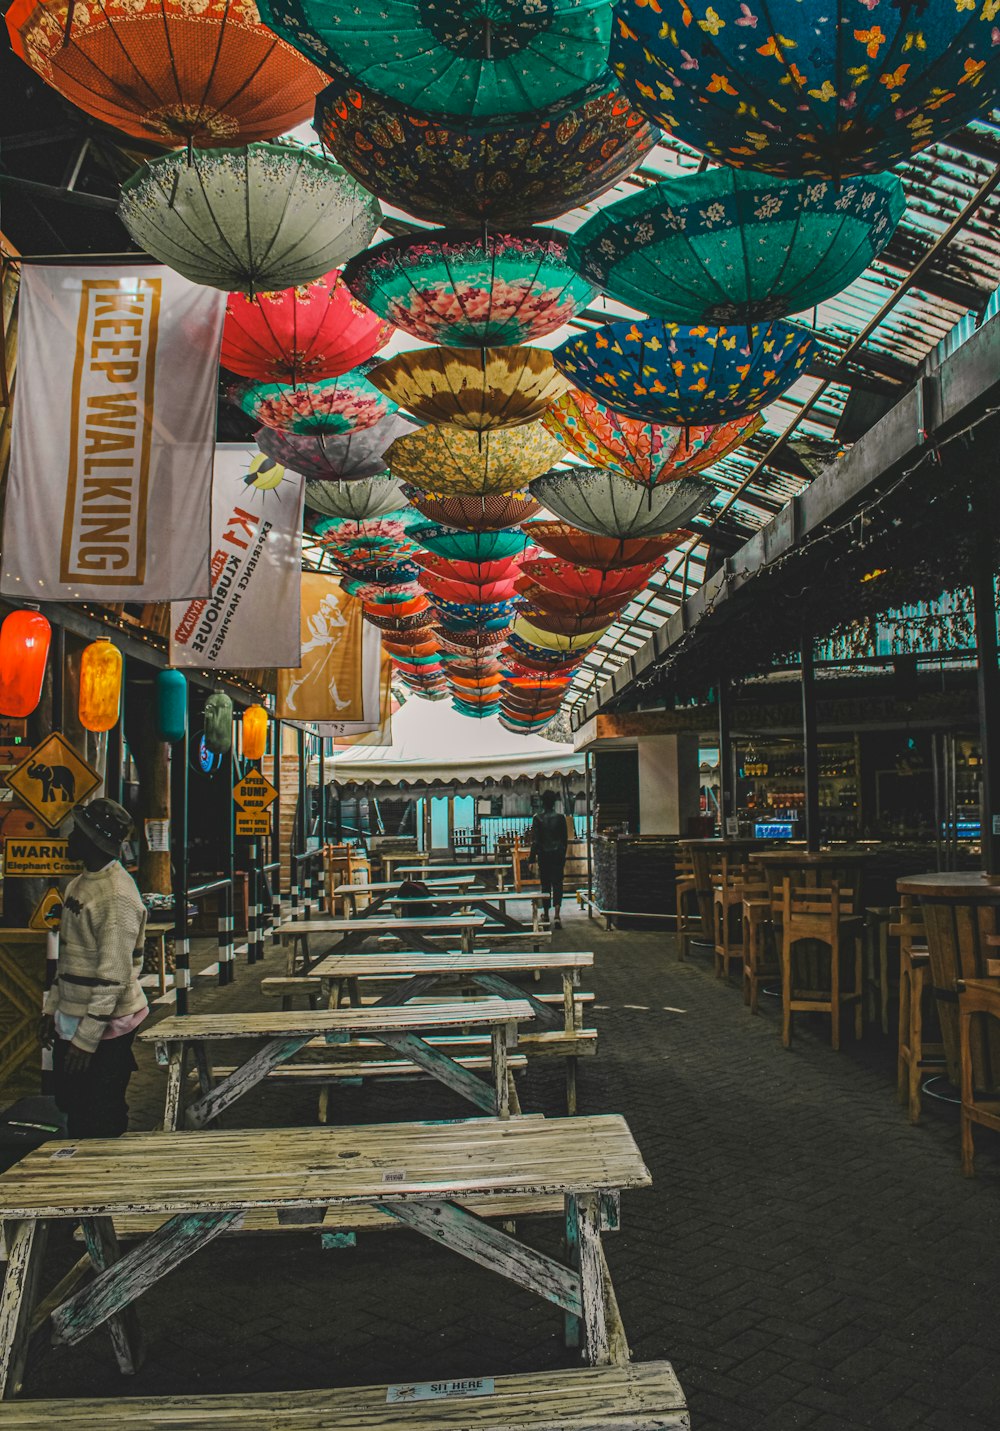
72;798;133;857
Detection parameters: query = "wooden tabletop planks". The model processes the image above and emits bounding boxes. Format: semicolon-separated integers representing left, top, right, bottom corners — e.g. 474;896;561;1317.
0;1115;651;1218
141;999;535;1043
309;950;593;978
281;917;488;934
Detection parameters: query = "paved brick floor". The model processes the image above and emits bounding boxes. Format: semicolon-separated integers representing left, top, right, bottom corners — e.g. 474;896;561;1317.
11;907;1000;1427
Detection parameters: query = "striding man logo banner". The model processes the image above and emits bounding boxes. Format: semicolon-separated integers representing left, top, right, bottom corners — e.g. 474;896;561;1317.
169;445;305;670
1;263;225;601
277;573;384;729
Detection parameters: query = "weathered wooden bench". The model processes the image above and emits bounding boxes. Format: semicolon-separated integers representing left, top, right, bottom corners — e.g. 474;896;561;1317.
281;915;488;972
0;1114;651;1396
382;891;549;935
140;998;532;1129
334;876;476;918
0;1362;689;1428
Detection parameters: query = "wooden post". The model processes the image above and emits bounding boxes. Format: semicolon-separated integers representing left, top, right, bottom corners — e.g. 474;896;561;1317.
124;676;170;894
717;676;733;837
801;640;820;854
170;723;190;1014
972;527;1000;875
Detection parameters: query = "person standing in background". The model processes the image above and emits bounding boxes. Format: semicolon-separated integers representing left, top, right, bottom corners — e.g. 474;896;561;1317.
39;798;148;1139
529;788;569;929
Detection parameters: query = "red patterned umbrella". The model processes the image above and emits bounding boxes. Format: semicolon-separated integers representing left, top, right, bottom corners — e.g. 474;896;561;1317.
520;556;658;601
420;573;521;606
6;0;324;148
437;629;510;654
222;271;392;384
527;521;687;572
413;552;522;588
515;580;629;621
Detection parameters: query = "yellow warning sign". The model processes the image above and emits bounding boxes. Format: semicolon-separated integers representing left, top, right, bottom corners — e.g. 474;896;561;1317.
233;770;277;813
235;810;272;838
4;837;82;878
6;733;101;831
29;886;65;931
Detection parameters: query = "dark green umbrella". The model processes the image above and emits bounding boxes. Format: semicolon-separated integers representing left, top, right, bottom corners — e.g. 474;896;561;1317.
258;0;613;120
568;168;905;325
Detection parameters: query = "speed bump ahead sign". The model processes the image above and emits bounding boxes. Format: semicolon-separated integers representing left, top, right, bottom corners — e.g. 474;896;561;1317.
233;771;277;812
4;838;82;877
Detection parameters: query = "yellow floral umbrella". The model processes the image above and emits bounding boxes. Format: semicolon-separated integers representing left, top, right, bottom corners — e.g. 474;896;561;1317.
387;422;565;497
369;346;569;435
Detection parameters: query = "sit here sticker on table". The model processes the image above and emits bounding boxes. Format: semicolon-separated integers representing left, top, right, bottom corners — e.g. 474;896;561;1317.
387;1377;496;1404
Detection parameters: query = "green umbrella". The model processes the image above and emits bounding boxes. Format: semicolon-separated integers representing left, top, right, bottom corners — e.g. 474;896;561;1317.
256;0;613;120
569;168;905;326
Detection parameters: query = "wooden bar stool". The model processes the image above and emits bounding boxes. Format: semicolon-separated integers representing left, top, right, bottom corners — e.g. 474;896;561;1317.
742;878;776;1014
780;879;864;1051
674;851;699;962
892;896;945;1124
712;857;746;981
959;977;1000;1176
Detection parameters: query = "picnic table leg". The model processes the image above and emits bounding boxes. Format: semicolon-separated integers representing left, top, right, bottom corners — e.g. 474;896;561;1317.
492;1024;509;1118
156;933;168;999
574;1193;629;1367
566;1057;579;1116
191;1043;214;1099
79;1218;145;1376
461;924;475;954
185;1035;312;1129
0;1219;49;1399
562;973;575;1033
162;1045;188;1132
563;1197;581;1349
375;1031;499;1113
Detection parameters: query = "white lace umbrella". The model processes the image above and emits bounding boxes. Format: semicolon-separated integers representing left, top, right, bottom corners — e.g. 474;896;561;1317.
305;476;407;520
529;466;715;539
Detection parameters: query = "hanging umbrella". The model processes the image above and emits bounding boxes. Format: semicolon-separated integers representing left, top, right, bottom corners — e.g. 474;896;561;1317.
6;0;324;149
521;555;658;601
554;319;815;426
541;390;761;487
369;347;569;433
411;524;534;564
403;488;542;531
256;412;417;479
530;466;712;539
611;0;1000;181
389;423;565;497
343;230;594;347
258;0;611;120
516;603;619;637
569;169;905;325
515;579;629;621
512;615;608;653
437;628;510;654
119;142;380;294
235;365;396;434
433;598;516;632
315;69;658;229
420;573;521;605
222;272;392;383
528;520;688;571
414;552;524;587
304;478;407;520
504;633;585;672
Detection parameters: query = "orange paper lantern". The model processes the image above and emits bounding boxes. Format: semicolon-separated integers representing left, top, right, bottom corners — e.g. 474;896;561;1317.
78;639;123;732
0;609;51;718
243;704;268;762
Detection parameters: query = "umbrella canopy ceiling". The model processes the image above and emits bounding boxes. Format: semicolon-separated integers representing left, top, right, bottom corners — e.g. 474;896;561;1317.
119;142;380;293
403;488;543;531
389;422;566;496
325;695;583;788
234;364;396;434
314;69;659;228
259;0;613;120
256;412;418;479
529;466;714;539
6;0;325;148
303;477;407;520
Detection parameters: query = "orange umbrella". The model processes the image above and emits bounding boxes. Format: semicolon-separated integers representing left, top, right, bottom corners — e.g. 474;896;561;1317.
7;0;324;148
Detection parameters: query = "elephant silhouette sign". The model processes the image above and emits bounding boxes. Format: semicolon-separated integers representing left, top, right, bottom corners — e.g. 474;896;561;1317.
26;761;76;804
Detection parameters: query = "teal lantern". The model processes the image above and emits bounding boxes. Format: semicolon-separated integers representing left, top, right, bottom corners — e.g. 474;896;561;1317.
156;669;188;743
203;692;234;754
569;169;906;326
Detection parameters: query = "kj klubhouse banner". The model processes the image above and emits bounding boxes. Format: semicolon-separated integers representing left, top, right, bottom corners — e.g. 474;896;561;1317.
277;573;385;732
1;263;225;601
169;445;305;670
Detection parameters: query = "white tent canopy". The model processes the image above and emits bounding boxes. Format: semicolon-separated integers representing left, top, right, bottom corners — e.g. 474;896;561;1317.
324;697;583;789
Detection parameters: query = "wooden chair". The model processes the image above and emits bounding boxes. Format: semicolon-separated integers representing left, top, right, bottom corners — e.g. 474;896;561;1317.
742;877;776;1014
780;879;864;1051
959;977;1000;1176
712;857;746;981
674;851;698;961
892;897;945;1124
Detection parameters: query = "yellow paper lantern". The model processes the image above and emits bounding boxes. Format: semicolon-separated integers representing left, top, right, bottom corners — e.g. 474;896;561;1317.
243;704;268;761
78;639;122;732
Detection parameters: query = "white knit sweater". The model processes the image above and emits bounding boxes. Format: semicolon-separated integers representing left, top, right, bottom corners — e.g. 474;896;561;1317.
44;862;148;1053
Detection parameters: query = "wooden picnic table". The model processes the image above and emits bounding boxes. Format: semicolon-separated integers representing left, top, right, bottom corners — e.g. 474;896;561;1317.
281;914;487;971
397;862;512;892
140;998;532;1129
333;876;476;919
382;890;548;934
311;948;594;1035
380;851;429;883
0;1114;650;1395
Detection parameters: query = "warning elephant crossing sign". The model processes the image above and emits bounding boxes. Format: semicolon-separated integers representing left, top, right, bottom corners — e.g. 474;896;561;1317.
6;733;101;830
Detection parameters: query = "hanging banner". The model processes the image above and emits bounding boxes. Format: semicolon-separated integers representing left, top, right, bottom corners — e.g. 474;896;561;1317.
1;262;224;602
277;573;382;728
325;650;394;742
169;445;305;670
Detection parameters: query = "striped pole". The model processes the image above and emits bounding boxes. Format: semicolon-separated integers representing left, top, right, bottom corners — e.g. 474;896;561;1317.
217;881;233;985
247;842;259;965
